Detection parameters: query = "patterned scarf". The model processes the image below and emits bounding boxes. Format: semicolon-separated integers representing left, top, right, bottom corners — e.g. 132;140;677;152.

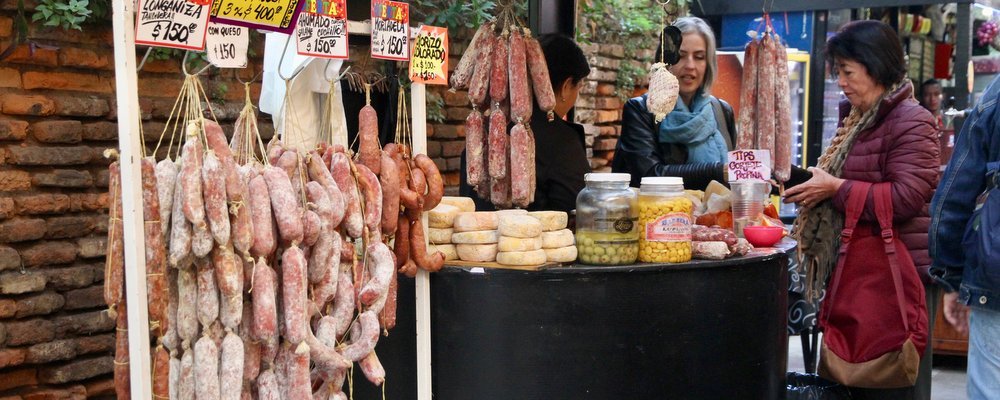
792;81;903;301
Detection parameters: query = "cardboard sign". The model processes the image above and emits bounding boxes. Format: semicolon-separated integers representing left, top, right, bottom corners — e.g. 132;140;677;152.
409;25;448;85
206;23;249;68
136;0;212;50
727;150;772;182
307;0;345;17
370;0;409;61
295;9;349;59
210;0;304;33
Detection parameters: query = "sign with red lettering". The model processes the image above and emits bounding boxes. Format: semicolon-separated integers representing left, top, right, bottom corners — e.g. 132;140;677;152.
409;25;448;85
370;0;409;61
727;150;772;182
296;0;348;59
136;0;212;50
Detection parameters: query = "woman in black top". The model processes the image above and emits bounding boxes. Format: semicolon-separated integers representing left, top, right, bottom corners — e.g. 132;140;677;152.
460;34;592;213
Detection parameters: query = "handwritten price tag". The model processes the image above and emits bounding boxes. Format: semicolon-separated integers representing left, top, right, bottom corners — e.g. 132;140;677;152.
136;0;211;50
206;23;249;68
210;0;303;33
307;0;345;17
409;26;448;85
370;0;409;61
727;150;772;182
295;9;349;59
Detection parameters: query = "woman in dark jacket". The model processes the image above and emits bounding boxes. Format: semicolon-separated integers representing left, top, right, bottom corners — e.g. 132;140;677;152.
459;34;591;213
784;20;940;400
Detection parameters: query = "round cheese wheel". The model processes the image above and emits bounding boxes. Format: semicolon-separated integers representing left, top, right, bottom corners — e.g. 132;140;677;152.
497;236;543;252
428;228;454;244
451;230;499;244
496;209;528;218
439;197;476;213
498;215;543;238
528;211;568;231
544;246;578;263
456;244;498;262
496;249;547;266
453;212;499;232
431;244;458;261
541;229;575;249
428;204;460;228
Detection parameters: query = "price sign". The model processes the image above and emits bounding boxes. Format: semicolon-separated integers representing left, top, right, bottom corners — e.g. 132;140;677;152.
295;4;348;59
206;23;249;68
307;0;345;17
210;0;303;33
136;0;211;50
409;25;448;85
727;150;772;182
370;0;409;61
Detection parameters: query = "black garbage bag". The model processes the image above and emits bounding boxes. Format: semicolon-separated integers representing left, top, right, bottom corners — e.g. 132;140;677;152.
786;372;853;400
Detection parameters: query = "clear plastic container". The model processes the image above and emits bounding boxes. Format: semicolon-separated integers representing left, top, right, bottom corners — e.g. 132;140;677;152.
730;181;771;238
575;173;639;265
638;177;693;263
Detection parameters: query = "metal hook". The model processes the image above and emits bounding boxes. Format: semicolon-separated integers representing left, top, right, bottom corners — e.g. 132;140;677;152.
237;70;264;85
277;34;308;81
182;50;212;76
137;47;153;73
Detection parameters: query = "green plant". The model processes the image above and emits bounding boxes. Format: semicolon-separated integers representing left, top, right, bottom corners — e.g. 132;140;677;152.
32;0;91;30
410;0;525;32
426;91;446;124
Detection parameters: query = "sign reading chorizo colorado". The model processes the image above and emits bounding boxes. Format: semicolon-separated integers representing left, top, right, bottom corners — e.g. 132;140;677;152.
210;0;304;33
727;150;772;182
296;0;348;59
370;0;409;61
409;26;448;85
136;0;211;50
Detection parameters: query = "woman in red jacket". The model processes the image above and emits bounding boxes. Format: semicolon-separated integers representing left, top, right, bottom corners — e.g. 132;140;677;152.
783;20;940;400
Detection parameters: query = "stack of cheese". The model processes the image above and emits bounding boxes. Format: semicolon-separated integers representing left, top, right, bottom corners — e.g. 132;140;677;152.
453;211;504;262
496;211;547;266
531;211;577;263
428;197;477;261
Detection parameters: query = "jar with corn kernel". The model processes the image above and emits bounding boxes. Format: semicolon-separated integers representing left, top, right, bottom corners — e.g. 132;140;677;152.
638;177;693;263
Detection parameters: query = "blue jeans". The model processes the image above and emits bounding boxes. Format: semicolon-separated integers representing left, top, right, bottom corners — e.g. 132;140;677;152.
969;307;1000;399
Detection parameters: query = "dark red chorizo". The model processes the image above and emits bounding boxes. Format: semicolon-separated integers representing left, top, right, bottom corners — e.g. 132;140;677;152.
490;32;509;104
358;104;382;175
451;21;494;90
141;157;167;332
355;164;383;239
510;123;534;207
525;32;556;119
409;217;445;272
508;30;532;123
488;108;509;180
468;35;495;107
414;154;443;211
465;110;486;186
737;39;759;150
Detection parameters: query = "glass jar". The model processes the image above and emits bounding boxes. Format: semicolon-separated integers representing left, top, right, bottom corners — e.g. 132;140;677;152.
575;173;639;265
638;177;693;263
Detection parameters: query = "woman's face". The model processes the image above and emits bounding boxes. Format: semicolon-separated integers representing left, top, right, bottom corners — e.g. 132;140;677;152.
835;59;885;111
669;32;708;101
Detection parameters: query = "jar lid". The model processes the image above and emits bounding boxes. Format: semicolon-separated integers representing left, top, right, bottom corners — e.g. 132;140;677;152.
640;176;684;186
585;173;631;182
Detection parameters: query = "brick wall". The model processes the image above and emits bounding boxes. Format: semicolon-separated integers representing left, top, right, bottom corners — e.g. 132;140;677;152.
0;1;268;397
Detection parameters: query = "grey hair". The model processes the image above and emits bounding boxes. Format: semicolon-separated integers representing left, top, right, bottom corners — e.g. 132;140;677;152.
672;16;718;93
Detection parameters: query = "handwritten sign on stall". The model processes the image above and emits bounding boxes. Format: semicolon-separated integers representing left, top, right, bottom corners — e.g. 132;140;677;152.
409;26;448;85
306;0;345;17
206;23;249;68
295;2;349;59
136;0;211;50
727;150;772;182
370;0;409;61
210;0;303;33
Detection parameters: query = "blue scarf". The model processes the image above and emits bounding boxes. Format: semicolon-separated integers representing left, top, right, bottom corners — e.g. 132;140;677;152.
656;94;728;164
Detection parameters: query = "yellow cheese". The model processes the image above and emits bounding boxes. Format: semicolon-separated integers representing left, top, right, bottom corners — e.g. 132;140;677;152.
527;211;568;231
428;228;454;244
496;249;547;266
496;209;528;217
453;212;499;232
704;180;730;203
456;244;498;262
439;196;476;213
544;246;578;263
428;204;460;228
498;215;543;238
497;236;543;252
541;229;575;249
451;230;499;244
431;244;458;261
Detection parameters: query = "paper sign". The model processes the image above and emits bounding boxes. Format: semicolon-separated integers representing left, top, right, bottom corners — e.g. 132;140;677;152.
409;26;448;85
136;0;211;50
206;23;249;68
307;0;345;17
370;0;409;61
727;150;772;182
295;10;349;59
210;0;304;33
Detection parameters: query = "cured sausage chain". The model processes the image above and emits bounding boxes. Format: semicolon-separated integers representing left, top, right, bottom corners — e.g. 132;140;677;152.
736;30;793;182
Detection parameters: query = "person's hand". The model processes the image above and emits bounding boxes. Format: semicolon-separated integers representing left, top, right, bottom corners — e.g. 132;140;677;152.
943;291;971;335
782;167;845;209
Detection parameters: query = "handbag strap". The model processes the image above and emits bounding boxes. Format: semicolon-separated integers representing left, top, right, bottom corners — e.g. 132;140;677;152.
822;181;872;327
873;183;911;331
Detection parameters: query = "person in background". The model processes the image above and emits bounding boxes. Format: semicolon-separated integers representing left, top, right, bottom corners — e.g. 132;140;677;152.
783;20;940;400
459;34;591;213
929;73;1000;400
920;78;944;128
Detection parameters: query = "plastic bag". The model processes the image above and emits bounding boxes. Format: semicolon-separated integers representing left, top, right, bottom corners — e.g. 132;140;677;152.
786;372;853;400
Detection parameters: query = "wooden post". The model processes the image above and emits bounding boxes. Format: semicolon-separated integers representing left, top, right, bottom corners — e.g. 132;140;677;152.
410;82;432;400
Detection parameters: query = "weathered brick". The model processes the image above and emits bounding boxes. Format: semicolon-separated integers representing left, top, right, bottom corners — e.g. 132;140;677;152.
425;123;434;138
30;121;83;144
76;237;106;259
94;169;110;189
0;298;14;317
33;170;94;189
0;171;32;191
74;334;114;356
92;217;108;234
432;124;461;139
138;77;185;98
431;157;446;172
443;90;470;107
84;377;115;398
68;193;108;212
0;368;37;392
0;246;17;271
0;16;11;37
59;47;109;69
596;97;622;110
53;95;111;118
38;356;112;384
6;146;92;166
426;141;442;158
594;138;618;151
22;385;87;400
579;43;600;55
581;81;598;95
596;110;621;124
44;264;100;291
20;241;77;267
0;348;26;368
446;157;461;172
25;339;76;364
0;67;20;88
599;44;625;58
0;120;29;141
590;157;609;170
445;107;471;121
575;109;596;124
442;141;465;158
4;44;58;66
599;126;618;137
62;285;103;311
15;291;65;318
596;83;616;96
4;319;55;346
53;310;114;337
0;198;13;219
81;122;118;141
1;94;55;116
23;72;112;93
575;96;595;109
15;194;71;215
141;58;181;74
443;171;460;187
0;218;46;242
0;271;46;295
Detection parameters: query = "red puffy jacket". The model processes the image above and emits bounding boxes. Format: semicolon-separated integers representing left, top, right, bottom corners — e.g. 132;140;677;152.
831;81;940;283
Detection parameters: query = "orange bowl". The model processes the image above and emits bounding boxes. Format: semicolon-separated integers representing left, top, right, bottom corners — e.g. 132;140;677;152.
742;226;784;248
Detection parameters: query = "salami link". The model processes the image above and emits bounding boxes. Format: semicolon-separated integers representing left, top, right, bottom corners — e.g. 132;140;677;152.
330;267;356;337
260;335;279;367
305;332;351;371
358;104;382;175
276;150;300;187
510;123;534;207
230;167;254;256
339;311;380;362
490;32;509;104
180;133;206;227
360;351;386;386
488;108;509;179
169;171;193;268
220;332;245;400
155;159;179;237
393;213;410;269
736;39;759;150
525;33;557;118
141;157;168;331
263;166;305;245
491;167;513;209
312;243;341;311
104;162;124;308
213;246;243;301
379;267;398;330
202;152;231;247
356;164;383;239
306;180;335;233
409;217;445;272
197;258;220;328
307;154;346;228
468;35;495;107
757;35;777;168
169;353;180;400
508;30;532;123
192;222;214;258
257;369;280;400
266;140;284;166
451;21;493;90
303;210;322;247
152;346;170;399
414;154;443;211
162;268;180;352
195;335;221;400
773;37;792;182
178;349;194;400
308;231;335;285
286;342;312;399
177;265;199;345
282;246;308;344
465;110;486;186
248;175;277;260
379;152;401;234
239;302;261;384
359;242;394;305
330;153;364;238
219;287;243;331
114;300;130;400
692;225;739;246
204;119;245;203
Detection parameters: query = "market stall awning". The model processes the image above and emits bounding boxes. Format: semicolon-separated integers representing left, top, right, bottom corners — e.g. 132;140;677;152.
695;0;972;16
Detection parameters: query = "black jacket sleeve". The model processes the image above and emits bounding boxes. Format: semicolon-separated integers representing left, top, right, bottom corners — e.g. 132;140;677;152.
611;97;725;189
